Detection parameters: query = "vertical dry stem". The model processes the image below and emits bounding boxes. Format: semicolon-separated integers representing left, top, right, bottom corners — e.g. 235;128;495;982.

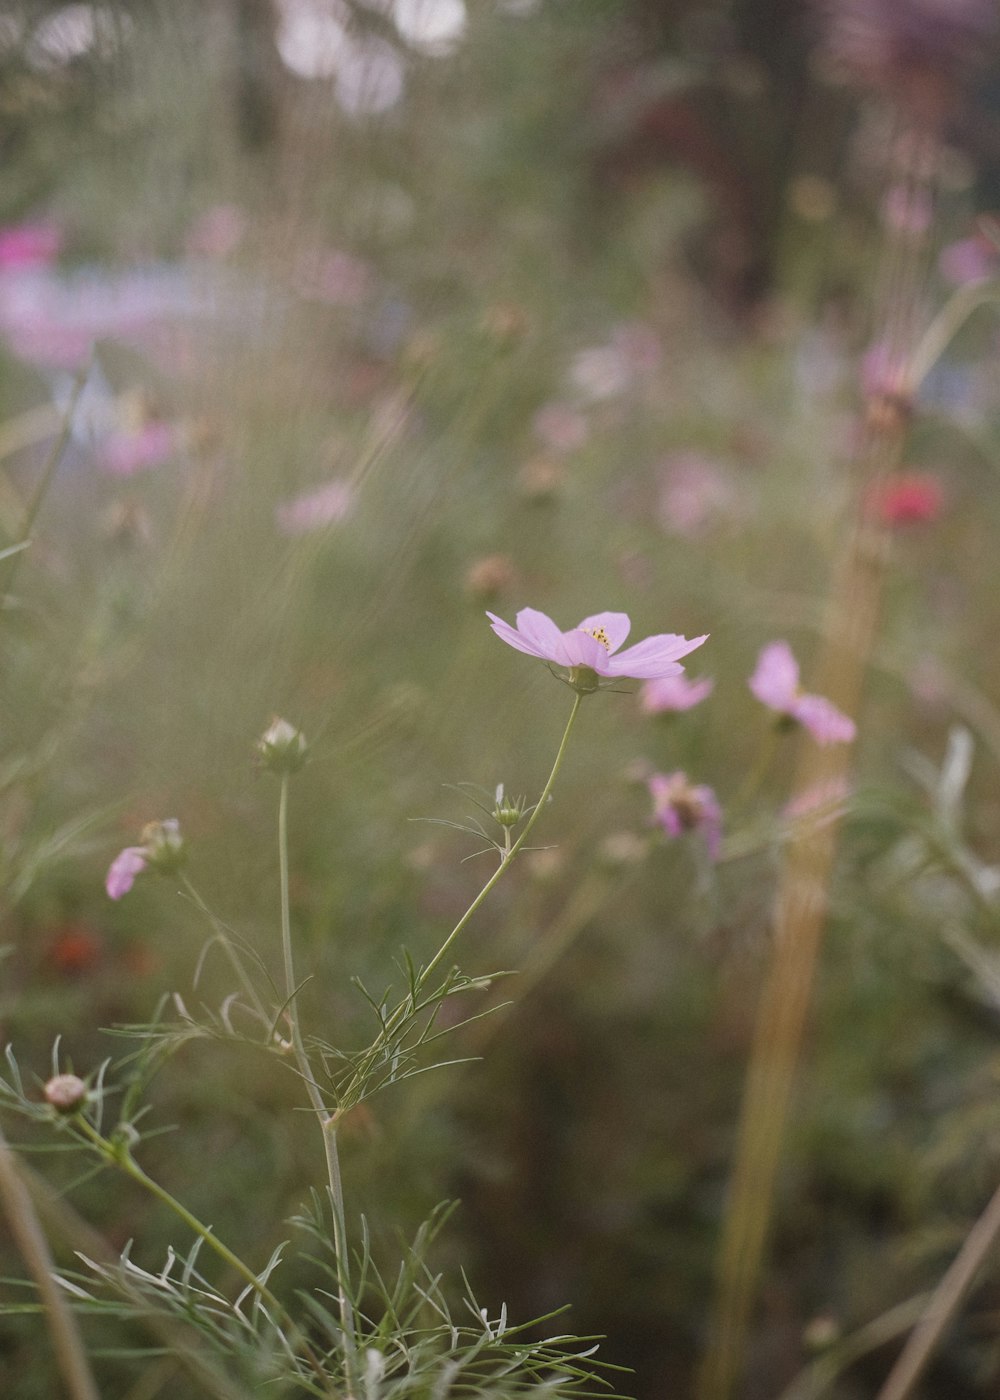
697;115;937;1400
0;1124;100;1400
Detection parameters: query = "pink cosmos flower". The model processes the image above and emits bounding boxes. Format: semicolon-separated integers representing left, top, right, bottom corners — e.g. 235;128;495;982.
487;607;708;682
106;819;184;899
749;641;856;745
106;847;148;900
648;771;722;859
532;402;588;454
640;673;714;714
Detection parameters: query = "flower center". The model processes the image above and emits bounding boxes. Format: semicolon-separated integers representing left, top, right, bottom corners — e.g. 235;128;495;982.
583;626;611;652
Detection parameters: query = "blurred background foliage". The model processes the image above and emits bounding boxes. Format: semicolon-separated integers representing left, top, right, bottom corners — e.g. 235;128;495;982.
3;0;1000;1395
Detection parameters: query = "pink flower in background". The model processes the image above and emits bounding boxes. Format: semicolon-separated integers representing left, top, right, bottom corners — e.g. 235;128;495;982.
488;607;707;681
648;771;722;859
295;248;372;306
880;185;932;237
658;453;733;535
99;421;176;476
640;673;714;714
939;235;997;286
276;478;354;534
106;847;148;900
866;471;943;525
611;321;662;374
783;776;852;824
106;818;184;899
0;221;61;271
749;641;856;744
185;204;246;259
532;402;588;453
860;341;909;400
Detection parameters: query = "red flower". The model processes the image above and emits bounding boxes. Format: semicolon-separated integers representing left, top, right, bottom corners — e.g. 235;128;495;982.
47;924;102;975
867;472;944;525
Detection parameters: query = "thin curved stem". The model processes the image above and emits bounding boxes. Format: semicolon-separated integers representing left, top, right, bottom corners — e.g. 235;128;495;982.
180;873;270;1028
420;691;583;988
277;776;356;1374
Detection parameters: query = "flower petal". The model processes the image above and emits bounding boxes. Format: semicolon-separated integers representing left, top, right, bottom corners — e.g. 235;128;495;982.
486;612;550;659
640;675;714;714
606;632;708;679
749;641;799;710
515;607;573;664
791;693;856;745
576;611;631;653
106;847;148;900
561;628;614;671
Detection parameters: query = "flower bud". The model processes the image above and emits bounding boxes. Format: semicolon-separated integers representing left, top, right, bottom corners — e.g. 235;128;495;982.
492;783;524;828
44;1074;88;1114
256;717;307;774
140;818;186;874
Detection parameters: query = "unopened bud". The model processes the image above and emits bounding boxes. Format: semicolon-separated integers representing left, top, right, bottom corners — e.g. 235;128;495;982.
493;783;524;828
256;717;307;774
140;818;186;874
44;1074;88;1114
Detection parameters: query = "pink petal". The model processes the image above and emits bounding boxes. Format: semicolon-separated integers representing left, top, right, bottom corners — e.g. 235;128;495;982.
606;632;708;679
561;629;615;671
576;612;631;652
640;675;714;714
791;693;856;745
487;612;550;660
749;641;800;710
106;847;147;900
515;608;572;663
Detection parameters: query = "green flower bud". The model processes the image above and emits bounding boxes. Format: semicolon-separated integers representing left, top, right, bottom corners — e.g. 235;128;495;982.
256;717;307;774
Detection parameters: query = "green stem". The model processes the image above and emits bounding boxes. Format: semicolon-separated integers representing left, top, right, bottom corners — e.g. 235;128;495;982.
180;874;270;1029
3;356;91;604
277;777;356;1369
420;691;583;988
907;282;1000;392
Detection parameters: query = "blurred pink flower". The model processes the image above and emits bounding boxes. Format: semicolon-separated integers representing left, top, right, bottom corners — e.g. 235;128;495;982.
640;673;714;714
611;321;662;374
106;818;184;899
783;776;851;823
185;204;245;259
532;402;588;453
658;453;733;535
0;221;61;271
99;421;176;476
648;771;722;859
939;233;998;286
295;247;372;306
487;607;708;681
569;344;632;401
866;470;944;524
106;847;147;900
880;185;932;236
276;478;354;534
749;641;856;744
860;341;909;399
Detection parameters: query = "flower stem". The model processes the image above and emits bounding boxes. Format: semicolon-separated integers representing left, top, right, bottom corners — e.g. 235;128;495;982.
0;1122;100;1400
180;873;270;1030
277;776;355;1372
72;1118;336;1392
420;691;583;988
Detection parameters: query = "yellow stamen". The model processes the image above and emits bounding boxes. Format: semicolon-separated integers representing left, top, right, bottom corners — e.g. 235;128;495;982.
583;626;611;652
